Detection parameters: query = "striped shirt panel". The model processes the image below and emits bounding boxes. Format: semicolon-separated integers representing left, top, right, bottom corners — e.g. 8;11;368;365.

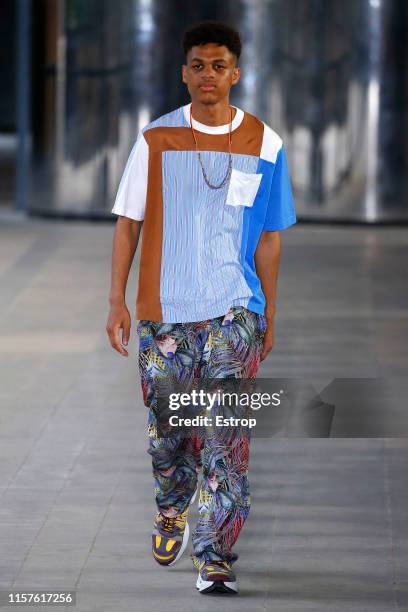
160;150;259;322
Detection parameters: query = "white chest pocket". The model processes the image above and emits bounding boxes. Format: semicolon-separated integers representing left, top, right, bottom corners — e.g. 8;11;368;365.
225;168;263;207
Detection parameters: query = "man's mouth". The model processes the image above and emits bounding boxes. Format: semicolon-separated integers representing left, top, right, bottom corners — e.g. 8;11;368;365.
200;84;216;91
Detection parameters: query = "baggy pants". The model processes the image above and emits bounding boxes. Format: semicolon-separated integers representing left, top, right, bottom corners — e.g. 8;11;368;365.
137;306;266;564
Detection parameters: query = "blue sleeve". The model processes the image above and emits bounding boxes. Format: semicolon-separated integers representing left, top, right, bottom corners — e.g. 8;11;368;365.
263;145;297;231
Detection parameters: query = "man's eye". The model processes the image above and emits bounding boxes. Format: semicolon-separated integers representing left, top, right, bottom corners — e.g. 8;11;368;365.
193;65;202;69
215;65;225;70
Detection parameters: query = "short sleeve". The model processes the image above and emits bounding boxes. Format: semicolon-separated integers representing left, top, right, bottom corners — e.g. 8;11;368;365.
111;131;148;221
263;145;297;231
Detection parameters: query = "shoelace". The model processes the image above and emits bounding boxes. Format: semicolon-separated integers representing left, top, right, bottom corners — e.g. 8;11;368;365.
207;560;232;572
193;557;232;572
160;510;187;534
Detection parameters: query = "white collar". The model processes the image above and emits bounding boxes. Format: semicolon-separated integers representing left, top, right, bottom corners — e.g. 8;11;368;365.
182;102;244;134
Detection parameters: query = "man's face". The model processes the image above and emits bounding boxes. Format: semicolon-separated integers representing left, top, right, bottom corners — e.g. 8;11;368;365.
182;43;240;104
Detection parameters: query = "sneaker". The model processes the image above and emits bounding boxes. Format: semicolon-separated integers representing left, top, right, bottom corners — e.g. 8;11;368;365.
152;509;190;566
152;487;197;566
196;560;238;594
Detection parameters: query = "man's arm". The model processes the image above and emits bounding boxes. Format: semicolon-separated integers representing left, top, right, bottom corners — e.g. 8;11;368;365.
106;216;143;357
254;230;281;361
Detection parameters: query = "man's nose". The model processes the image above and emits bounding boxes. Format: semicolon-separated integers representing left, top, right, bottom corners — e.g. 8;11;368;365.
203;65;216;78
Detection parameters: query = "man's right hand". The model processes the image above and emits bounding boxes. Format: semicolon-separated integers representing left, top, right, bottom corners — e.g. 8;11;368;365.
106;302;132;357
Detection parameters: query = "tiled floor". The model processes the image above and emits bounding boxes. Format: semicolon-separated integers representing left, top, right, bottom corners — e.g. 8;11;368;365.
0;218;407;611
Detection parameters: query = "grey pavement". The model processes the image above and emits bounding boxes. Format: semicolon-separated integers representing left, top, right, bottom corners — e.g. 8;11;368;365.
0;218;407;611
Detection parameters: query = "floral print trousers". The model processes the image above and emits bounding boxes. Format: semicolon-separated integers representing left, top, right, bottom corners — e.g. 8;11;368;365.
137;305;267;564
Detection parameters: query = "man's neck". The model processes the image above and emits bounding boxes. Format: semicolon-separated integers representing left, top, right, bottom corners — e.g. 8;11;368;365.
190;99;237;126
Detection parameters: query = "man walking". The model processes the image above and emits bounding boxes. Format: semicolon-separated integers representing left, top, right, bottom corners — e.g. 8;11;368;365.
106;20;296;595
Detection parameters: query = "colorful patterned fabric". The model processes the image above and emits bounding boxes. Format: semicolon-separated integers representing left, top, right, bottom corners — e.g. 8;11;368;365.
137;305;266;564
111;102;297;323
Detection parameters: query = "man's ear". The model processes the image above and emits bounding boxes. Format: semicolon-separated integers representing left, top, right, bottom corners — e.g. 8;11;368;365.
181;64;187;84
231;66;240;86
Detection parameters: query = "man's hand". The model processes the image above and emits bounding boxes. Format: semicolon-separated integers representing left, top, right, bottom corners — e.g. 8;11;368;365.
106;302;132;357
260;317;274;361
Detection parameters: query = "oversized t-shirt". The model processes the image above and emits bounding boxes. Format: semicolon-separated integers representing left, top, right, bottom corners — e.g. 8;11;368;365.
111;102;297;323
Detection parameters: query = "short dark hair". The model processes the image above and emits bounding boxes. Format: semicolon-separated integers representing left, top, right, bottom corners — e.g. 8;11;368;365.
182;20;241;61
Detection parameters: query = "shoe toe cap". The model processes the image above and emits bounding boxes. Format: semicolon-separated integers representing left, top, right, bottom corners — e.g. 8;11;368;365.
152;534;181;565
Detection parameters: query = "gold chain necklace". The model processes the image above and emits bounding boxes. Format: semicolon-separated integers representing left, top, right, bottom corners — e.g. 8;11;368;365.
190;104;233;190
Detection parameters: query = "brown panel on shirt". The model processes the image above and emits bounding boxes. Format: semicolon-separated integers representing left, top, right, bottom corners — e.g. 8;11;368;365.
136;148;163;321
143;111;264;156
